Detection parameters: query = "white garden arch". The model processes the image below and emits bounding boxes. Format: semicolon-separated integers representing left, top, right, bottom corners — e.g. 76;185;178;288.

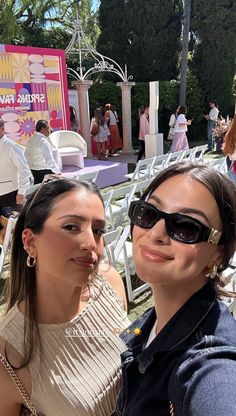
66;18;135;156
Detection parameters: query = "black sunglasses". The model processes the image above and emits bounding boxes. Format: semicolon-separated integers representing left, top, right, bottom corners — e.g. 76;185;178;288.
128;201;222;245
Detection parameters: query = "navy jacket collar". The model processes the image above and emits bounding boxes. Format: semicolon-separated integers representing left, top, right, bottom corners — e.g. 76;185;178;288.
122;283;217;366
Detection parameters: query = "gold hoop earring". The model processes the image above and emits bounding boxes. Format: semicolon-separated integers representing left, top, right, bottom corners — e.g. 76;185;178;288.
206;264;218;280
26;254;36;268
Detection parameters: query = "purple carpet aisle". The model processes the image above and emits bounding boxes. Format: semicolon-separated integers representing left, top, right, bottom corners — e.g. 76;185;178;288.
62;158;128;188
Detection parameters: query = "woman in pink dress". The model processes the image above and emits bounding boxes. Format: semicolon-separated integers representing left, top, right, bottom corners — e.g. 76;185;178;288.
171;106;192;152
137;105;150;162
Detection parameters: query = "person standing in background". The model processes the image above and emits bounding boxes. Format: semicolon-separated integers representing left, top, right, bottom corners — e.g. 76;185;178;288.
223;115;236;185
171;105;191;152
137;104;149;162
204;100;219;151
25;120;60;184
105;103;122;156
0;118;32;216
69;106;79;132
167;107;179;143
90;108;110;160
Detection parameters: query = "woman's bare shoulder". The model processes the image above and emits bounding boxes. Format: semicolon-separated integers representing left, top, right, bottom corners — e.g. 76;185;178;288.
98;264;127;311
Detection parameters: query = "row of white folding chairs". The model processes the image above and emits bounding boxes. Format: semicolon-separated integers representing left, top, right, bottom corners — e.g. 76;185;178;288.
0;217;17;277
222;258;236;318
125;144;208;182
103;224;149;302
101;178;152;230
205;157;227;173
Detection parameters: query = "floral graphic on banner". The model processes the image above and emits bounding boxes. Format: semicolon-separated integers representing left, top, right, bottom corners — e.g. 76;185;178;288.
0;44;69;145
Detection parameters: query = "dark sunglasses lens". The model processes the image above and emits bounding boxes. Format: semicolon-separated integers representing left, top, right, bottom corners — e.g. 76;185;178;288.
131;203;158;229
169;216;201;243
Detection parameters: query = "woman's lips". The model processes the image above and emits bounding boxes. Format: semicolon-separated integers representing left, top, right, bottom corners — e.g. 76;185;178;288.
140;246;173;262
72;257;95;268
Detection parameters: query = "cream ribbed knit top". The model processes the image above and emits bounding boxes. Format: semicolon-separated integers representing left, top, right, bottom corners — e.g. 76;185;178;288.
0;273;130;416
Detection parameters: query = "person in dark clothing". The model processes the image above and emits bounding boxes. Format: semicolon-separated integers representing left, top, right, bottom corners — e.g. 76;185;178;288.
114;162;236;416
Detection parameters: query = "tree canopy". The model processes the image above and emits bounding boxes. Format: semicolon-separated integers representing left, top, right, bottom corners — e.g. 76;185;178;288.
0;0;99;49
191;0;236;114
98;0;183;82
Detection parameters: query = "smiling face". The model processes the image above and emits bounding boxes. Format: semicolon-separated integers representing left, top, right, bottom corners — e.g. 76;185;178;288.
132;174;223;291
23;188;105;288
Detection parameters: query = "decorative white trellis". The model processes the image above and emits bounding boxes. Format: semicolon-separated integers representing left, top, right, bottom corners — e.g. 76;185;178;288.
65;18;133;82
65;17;135;156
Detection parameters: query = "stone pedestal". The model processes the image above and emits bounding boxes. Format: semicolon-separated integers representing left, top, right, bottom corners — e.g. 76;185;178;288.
145;133;164;158
73;80;93;156
117;82;135;154
145;81;163;157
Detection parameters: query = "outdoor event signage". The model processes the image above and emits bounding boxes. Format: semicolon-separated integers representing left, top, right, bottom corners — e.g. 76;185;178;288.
0;44;70;144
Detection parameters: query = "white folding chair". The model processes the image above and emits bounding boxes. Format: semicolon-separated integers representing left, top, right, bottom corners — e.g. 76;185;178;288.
113;225;150;302
222;272;236;317
230;252;236;268
166;150;185;167
74;171;98;184
103;226;123;266
150;154;169;177
191;144;208;162
180;147;196;162
132;178;152;201
124;157;155;182
207;157;227;173
0;217;17;276
101;190;113;217
106;183;137;229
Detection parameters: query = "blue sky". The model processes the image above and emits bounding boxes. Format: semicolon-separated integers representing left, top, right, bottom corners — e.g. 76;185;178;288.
92;0;99;10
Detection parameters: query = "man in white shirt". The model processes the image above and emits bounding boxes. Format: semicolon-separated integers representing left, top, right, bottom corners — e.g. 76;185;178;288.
25;120;60;184
204;100;219;151
0;119;32;215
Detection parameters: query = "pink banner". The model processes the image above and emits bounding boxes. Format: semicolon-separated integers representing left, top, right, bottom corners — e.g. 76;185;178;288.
0;44;70;144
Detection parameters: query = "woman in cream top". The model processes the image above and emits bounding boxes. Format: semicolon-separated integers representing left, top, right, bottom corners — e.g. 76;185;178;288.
0;177;129;416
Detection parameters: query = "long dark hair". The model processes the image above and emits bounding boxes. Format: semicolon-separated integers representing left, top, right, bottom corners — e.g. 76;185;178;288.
4;178;104;367
94;108;105;126
139;162;236;297
177;105;187;116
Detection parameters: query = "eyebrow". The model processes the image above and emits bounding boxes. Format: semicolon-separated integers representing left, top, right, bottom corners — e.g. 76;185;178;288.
148;195;210;224
57;214;106;226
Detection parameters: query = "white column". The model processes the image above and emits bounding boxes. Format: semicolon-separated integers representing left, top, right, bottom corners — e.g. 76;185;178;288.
117;81;135;154
74;80;93;156
145;81;164;158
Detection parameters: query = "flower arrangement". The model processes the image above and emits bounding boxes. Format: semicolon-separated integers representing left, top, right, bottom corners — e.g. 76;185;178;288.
212;119;231;152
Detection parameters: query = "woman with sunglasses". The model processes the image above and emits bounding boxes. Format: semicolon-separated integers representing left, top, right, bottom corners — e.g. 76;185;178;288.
114;162;236;416
0;177;130;416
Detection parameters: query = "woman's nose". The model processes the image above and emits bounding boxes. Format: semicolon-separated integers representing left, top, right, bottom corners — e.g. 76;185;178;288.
148;218;170;243
79;228;97;251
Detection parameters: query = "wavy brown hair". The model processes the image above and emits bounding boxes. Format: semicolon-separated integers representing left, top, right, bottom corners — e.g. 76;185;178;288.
4;178;104;367
223;116;236;156
138;162;236;298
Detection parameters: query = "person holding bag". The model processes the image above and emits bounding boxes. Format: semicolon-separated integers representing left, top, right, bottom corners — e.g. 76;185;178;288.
167;107;178;143
90;108;109;160
104;104;122;156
